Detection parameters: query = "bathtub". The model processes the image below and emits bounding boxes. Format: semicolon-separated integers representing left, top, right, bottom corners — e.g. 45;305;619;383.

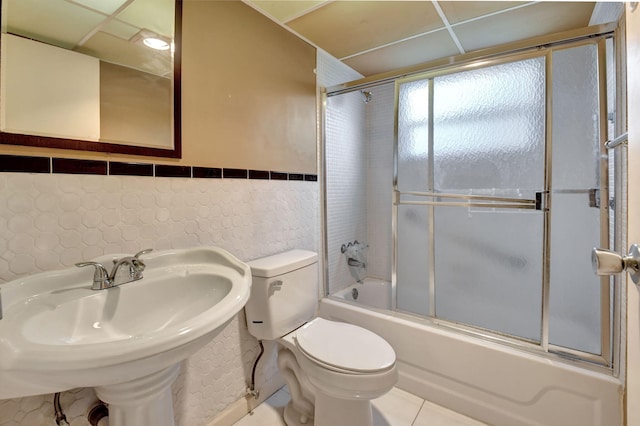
332;278;391;310
322;282;622;426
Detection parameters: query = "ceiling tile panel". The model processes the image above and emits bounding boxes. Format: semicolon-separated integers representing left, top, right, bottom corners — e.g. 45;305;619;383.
288;1;444;59
68;0;128;15
343;29;460;77
249;1;328;22
118;0;174;38
4;0;107;49
102;18;140;41
76;31;172;77
453;2;595;53
438;1;529;25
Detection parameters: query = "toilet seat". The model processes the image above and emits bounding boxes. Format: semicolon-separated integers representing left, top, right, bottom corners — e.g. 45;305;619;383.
294;318;396;374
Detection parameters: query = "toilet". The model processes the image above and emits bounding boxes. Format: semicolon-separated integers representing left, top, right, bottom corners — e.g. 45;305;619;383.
244;250;397;426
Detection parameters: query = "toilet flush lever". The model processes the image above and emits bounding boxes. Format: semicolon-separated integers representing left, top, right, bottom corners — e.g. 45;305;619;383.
592;244;640;284
270;280;283;288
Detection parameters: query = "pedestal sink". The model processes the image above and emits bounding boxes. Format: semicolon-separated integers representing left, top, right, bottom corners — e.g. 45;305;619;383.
0;247;252;426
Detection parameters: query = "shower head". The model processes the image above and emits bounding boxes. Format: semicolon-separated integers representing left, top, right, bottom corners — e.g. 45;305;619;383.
361;90;373;104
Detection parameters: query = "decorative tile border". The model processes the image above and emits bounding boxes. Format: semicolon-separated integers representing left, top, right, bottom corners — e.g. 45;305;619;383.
223;168;248;179
248;170;269;180
270;171;288;180
155;164;191;178
109;162;154;176
193;167;222;179
289;173;304;181
52;158;107;175
0;154;50;173
0;154;318;181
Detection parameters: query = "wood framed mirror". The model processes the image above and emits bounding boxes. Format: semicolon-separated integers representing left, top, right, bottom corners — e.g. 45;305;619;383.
0;0;182;158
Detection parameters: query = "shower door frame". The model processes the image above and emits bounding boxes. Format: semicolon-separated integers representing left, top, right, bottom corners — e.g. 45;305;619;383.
321;22;623;374
391;49;548;344
392;38;615;367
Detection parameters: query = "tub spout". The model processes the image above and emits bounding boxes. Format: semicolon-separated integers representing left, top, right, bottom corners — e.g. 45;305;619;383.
348;257;366;268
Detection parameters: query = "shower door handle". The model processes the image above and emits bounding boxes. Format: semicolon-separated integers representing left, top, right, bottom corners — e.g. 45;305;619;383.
592;244;640;284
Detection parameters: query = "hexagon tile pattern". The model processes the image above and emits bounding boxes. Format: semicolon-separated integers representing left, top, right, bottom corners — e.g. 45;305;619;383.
0;172;319;426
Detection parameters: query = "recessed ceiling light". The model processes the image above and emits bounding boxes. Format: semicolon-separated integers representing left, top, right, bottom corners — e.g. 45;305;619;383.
143;37;170;51
130;29;172;51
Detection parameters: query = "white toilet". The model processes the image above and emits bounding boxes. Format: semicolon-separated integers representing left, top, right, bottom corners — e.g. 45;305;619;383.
245;250;397;426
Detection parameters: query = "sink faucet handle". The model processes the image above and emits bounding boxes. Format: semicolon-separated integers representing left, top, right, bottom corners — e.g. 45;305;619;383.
134;248;153;259
133;249;153;270
75;261;111;290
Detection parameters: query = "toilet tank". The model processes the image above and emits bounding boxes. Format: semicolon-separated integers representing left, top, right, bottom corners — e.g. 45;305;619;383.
245;250;318;341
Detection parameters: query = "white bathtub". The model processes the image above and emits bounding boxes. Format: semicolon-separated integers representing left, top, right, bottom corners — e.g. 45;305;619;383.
332;278;391;310
321;286;623;426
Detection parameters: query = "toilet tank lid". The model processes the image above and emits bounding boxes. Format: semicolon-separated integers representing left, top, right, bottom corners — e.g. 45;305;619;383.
248;250;318;278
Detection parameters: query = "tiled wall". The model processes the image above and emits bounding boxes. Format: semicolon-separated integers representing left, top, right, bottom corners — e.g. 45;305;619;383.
317;50;372;294
324;81;395;294
316;50;363;89
325;91;368;293
0;167;319;426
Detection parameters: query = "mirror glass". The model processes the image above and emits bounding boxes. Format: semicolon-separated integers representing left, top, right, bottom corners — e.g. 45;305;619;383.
0;0;181;158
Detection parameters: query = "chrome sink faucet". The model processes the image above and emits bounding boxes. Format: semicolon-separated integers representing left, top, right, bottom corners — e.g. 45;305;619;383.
76;249;153;290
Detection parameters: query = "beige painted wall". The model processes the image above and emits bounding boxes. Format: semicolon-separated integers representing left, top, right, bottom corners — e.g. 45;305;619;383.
100;61;172;149
0;1;318;173
181;0;317;173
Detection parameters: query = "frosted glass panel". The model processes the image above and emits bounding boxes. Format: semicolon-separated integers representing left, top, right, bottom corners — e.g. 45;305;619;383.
397;203;430;316
434;207;544;341
433;57;546;196
549;44;602;354
426;57;547;340
397;79;430;192
549;194;601;353
395;56;548;340
389;40;611;357
551;45;600;189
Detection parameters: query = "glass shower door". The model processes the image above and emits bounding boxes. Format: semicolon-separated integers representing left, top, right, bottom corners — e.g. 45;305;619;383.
396;55;547;341
432;58;547;341
395;37;615;362
548;43;609;357
396;79;432;315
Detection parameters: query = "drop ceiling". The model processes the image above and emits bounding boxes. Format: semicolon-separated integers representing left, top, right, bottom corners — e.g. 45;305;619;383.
246;1;623;78
1;0;174;77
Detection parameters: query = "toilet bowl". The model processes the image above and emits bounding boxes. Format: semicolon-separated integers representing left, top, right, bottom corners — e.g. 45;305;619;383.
244;250;397;426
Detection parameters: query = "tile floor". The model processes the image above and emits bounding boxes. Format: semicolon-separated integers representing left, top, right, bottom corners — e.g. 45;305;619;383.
233;386;486;426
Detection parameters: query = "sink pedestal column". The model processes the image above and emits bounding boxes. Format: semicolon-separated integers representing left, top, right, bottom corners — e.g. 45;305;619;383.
95;364;181;426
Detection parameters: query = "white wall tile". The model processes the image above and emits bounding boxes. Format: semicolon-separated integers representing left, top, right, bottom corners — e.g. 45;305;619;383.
325;91;368;293
0;173;319;426
325;82;395;292
316;50;363;88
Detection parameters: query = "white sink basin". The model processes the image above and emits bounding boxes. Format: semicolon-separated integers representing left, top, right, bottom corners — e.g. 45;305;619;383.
22;273;232;346
0;246;251;412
